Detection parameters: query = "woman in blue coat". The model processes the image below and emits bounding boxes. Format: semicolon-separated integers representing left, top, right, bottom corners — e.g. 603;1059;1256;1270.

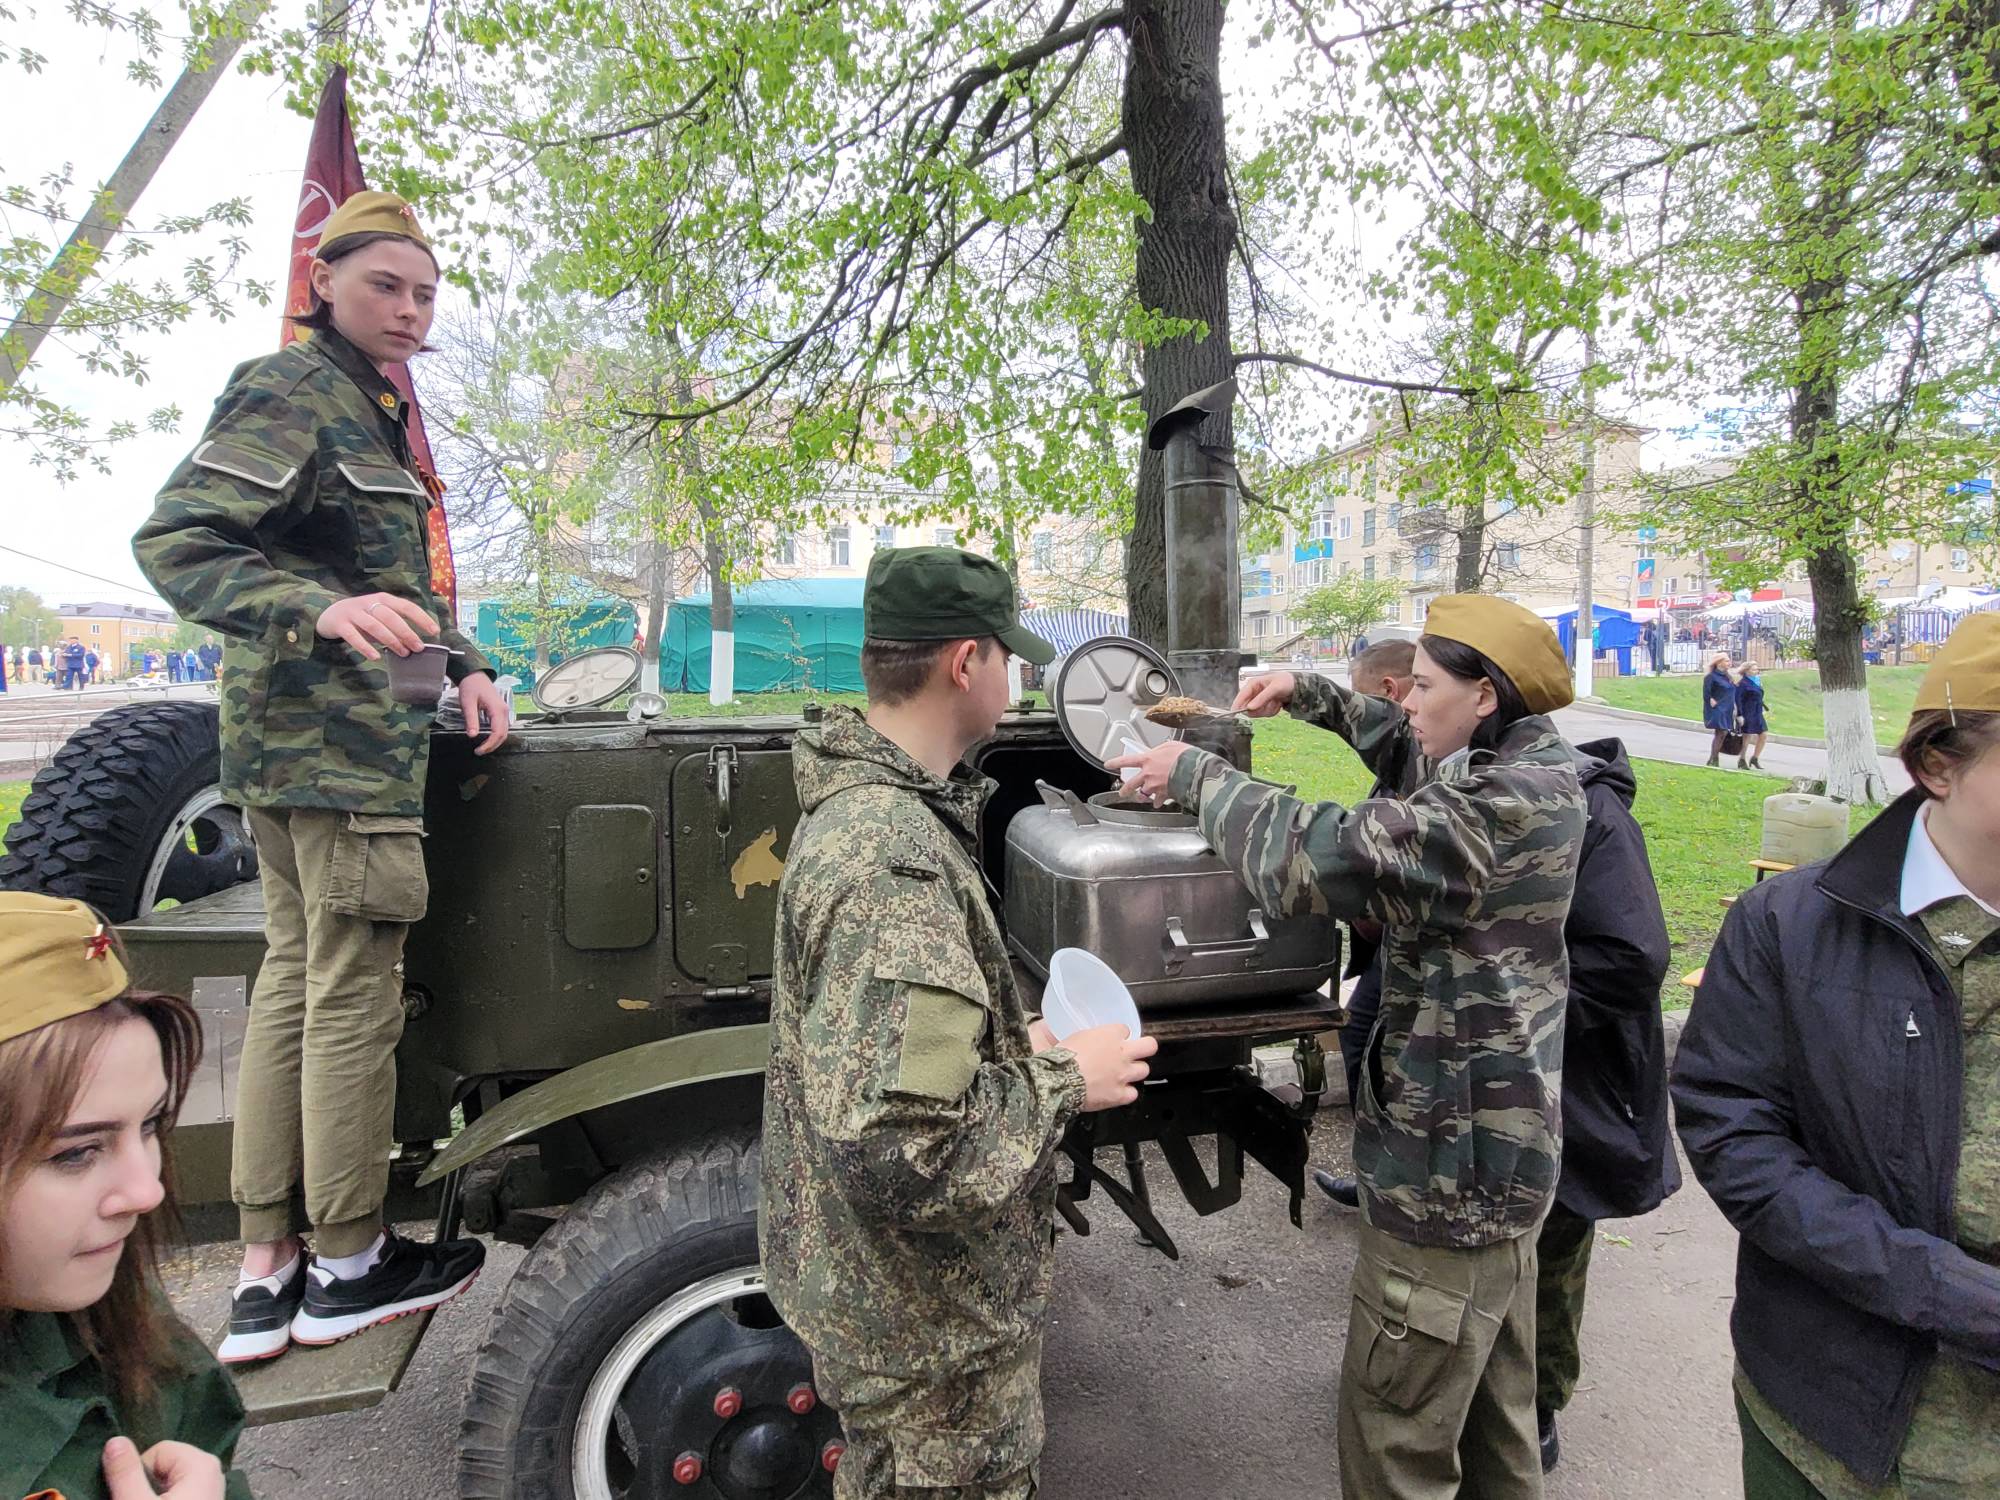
1736;663;1768;770
1702;652;1739;767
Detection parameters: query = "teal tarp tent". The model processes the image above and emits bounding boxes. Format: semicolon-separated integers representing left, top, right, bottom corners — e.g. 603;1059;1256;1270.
665;578;865;694
474;599;637;688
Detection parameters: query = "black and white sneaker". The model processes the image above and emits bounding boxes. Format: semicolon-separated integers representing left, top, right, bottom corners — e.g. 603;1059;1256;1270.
289;1231;485;1347
218;1256;308;1365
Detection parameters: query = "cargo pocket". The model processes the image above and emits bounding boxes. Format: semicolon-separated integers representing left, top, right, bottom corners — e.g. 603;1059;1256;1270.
1348;1253;1469;1412
324;814;429;922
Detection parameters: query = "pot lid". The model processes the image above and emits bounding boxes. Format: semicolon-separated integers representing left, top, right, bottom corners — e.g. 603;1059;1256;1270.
529;646;642;712
1049;635;1182;772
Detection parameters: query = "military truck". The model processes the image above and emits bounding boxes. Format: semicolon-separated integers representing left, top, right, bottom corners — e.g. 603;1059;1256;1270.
0;381;1341;1500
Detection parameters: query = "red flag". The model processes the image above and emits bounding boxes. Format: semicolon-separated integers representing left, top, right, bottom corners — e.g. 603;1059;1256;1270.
285;67;460;613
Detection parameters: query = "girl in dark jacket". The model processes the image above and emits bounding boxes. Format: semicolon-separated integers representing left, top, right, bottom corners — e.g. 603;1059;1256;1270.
1736;664;1768;769
1673;616;2000;1498
1702;653;1739;766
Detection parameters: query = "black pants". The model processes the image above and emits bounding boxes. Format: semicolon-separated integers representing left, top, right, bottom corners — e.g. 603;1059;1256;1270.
1336;956;1383;1109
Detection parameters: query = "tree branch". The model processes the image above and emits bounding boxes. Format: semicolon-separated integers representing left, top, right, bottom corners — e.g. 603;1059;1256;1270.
1231;351;1526;398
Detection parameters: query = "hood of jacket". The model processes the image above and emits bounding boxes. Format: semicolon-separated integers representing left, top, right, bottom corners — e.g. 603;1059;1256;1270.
790;705;991;841
1569;737;1638;809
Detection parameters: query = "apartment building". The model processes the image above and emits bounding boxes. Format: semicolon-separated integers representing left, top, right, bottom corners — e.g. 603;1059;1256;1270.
760;492;1125;614
56;600;181;671
1241;416;1651;653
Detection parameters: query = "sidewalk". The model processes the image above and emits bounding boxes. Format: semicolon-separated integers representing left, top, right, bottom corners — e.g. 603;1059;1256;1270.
1556;700;1912;795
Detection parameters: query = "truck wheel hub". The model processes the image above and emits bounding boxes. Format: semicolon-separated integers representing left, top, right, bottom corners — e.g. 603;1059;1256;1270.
586;1268;835;1500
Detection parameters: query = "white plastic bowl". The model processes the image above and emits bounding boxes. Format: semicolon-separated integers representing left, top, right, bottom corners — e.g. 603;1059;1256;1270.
1042;947;1143;1041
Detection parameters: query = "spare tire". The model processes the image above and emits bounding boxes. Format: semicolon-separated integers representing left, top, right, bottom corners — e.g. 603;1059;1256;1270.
0;701;257;921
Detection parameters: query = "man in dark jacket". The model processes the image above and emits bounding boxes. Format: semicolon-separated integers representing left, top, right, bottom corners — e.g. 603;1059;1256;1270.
1317;731;1679;1473
1674;624;2000;1497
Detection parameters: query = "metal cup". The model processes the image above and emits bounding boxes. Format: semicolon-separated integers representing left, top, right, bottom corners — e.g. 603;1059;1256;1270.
386;643;455;706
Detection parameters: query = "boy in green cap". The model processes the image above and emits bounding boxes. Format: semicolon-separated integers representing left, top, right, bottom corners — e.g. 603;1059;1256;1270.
761;545;1158;1498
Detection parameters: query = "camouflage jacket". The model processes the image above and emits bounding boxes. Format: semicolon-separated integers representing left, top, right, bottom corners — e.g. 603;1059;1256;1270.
760;708;1086;1377
1169;675;1585;1247
132;330;489;818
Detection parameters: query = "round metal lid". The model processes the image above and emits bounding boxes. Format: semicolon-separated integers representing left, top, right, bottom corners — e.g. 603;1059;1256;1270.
1049;635;1182;772
529;646;642;712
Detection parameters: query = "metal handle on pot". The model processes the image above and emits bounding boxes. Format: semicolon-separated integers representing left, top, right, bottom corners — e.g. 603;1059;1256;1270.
1162;909;1271;965
1033;779;1099;827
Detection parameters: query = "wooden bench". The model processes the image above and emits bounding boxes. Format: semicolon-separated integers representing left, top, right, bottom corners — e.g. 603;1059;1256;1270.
1750;859;1795;882
1680;967;1704;990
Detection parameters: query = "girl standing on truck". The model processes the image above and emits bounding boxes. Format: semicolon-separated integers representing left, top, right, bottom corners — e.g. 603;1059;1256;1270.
0;892;250;1500
1112;594;1586;1500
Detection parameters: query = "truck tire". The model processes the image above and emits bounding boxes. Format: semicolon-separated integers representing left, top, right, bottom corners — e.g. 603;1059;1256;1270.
0;701;256;920
458;1131;838;1500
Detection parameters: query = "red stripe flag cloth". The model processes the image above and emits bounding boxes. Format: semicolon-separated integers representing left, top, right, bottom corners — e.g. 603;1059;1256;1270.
282;66;460;614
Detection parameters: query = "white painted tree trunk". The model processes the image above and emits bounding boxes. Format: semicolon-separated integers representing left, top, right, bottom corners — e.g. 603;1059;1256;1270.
1822;687;1887;804
709;629;736;705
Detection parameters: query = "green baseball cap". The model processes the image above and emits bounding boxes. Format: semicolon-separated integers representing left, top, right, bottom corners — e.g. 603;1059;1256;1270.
864;546;1057;665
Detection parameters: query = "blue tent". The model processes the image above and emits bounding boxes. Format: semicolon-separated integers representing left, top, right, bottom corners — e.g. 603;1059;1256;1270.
1537;605;1638;676
664;578;866;693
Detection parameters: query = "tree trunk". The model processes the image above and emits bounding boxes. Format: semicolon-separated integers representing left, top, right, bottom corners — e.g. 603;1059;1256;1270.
0;1;262;391
1807;543;1885;803
1122;0;1235;650
1452;504;1486;593
705;523;735;704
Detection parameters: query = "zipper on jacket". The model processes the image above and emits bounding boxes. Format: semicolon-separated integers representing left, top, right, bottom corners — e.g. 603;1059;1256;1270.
1817;882;1963;1238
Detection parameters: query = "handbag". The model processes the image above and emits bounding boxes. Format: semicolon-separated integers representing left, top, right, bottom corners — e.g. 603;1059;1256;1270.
1721;730;1745;757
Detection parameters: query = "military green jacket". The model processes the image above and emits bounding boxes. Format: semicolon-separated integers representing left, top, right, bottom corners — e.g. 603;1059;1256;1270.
133;330;490;818
1169;674;1585;1247
760;708;1087;1379
0;1310;252;1500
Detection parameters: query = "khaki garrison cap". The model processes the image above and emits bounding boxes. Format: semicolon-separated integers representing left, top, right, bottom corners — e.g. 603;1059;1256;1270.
1421;594;1575;715
1914;612;2000;717
0;892;129;1047
318;190;433;252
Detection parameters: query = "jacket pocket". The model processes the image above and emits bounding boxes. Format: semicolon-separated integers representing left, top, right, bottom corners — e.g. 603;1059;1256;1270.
335;459;432;581
1347;1251;1470;1412
877;956;992;1103
325;813;429;921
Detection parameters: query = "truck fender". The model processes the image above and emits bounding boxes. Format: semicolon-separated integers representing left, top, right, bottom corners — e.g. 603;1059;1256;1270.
416;1024;768;1187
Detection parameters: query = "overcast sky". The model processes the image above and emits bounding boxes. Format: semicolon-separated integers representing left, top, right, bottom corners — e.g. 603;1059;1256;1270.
1;6;1710;615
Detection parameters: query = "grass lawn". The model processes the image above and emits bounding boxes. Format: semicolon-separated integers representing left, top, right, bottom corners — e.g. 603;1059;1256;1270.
1595;665;1924;748
0;781;25;842
1252;714;1834;999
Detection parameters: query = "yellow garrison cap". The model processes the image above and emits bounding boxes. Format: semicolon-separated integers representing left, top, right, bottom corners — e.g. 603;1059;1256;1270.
1914;612;2000;715
0;892;129;1047
1422;594;1575;715
318;190;432;252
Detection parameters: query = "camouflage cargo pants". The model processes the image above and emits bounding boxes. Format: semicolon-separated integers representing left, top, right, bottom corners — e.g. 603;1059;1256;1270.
1533;1205;1595;1415
1338;1219;1543;1500
812;1337;1042;1500
233;806;427;1257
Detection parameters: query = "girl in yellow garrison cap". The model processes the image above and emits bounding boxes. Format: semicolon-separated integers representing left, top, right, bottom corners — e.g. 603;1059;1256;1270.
0;893;251;1500
1114;595;1587;1499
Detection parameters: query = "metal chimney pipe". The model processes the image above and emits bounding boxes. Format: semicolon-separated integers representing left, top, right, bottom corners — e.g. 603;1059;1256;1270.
1148;377;1252;767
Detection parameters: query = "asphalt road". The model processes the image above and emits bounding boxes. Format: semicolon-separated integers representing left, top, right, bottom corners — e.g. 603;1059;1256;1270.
169;1115;1742;1500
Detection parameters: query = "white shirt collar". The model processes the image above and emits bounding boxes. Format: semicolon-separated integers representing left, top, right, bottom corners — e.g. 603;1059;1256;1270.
1900;801;2000;918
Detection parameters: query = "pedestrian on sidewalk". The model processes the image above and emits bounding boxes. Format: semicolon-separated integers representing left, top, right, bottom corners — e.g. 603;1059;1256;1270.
165;649;182;685
62;638;86;691
1674;615;2000;1500
1737;663;1768;770
1703;653;1739;766
84;647;99;687
1115;595;1586;1500
25;645;41;686
8;645;20;684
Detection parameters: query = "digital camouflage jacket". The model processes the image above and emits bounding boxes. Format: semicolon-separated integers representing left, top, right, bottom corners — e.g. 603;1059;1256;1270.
133;330;489;818
1169;672;1585;1247
760;708;1086;1379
